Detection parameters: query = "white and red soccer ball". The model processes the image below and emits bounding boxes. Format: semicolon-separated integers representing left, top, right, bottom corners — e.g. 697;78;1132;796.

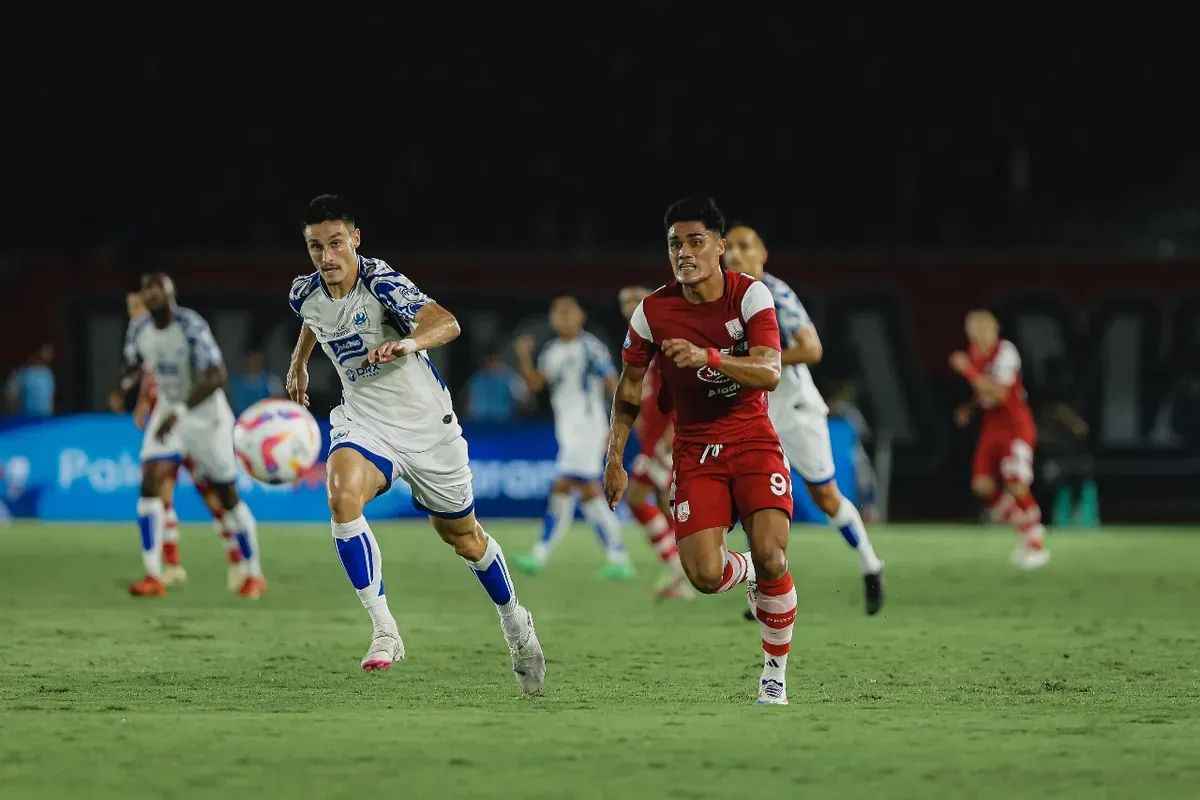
233;398;322;485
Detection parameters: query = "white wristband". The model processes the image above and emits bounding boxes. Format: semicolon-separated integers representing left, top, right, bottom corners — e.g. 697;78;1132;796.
400;338;419;354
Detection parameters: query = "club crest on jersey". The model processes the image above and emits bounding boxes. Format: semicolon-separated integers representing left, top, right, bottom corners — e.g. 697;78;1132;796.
725;319;744;339
675;500;690;523
329;333;369;365
352;309;369;331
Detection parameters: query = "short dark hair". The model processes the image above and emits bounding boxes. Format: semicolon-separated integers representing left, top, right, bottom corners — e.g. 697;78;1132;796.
304;194;355;229
664;196;726;236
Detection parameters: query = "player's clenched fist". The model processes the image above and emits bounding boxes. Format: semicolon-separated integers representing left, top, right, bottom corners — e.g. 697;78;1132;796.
948;350;971;375
286;364;310;407
365;339;414;365
603;458;628;511
661;338;708;369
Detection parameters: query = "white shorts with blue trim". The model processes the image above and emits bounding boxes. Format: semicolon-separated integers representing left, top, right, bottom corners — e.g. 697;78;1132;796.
772;409;836;486
328;411;475;519
555;429;607;481
139;399;238;484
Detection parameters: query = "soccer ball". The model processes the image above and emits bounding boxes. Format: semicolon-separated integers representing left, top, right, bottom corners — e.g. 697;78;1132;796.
233;398;322;485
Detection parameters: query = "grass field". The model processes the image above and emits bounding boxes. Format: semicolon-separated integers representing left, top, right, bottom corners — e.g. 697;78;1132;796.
1;521;1199;798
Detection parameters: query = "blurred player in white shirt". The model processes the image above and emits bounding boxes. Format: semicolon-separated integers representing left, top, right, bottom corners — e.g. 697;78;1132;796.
724;224;885;615
512;297;632;579
118;274;266;598
286;195;544;691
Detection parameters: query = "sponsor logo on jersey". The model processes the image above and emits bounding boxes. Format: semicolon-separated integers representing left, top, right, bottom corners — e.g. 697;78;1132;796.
343;363;382;383
352;309;369;331
331;429;349;442
725;319;744;339
329;333;369;365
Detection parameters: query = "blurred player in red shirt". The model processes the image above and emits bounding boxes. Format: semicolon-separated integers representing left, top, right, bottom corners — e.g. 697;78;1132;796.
618;285;691;600
605;197;796;705
950;309;1049;568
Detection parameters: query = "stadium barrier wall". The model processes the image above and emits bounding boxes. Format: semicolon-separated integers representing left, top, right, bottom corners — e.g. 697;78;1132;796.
0;414;858;523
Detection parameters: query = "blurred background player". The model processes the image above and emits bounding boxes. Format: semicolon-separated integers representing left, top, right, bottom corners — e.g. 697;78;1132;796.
724;224;885;615
287;195;543;690
512;297;631;579
618;286;691;599
950;309;1049;568
118;273;266;597
606;197;797;705
828;381;881;523
1034;356;1098;528
121;290;244;590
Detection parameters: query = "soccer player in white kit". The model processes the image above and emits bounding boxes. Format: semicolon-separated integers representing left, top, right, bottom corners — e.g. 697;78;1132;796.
511;297;631;580
119;273;267;598
724;224;886;615
285;195;545;691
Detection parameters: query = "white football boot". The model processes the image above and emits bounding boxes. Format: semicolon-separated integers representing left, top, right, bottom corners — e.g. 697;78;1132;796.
361;625;405;672
504;609;546;695
1011;545;1051;570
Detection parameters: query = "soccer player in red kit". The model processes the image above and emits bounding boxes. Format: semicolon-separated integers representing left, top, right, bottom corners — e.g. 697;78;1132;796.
950;309;1049;569
618;285;691;599
605;197;796;705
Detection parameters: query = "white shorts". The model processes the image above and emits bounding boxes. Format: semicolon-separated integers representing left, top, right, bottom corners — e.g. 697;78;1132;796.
555;431;606;481
329;415;475;519
773;410;836;485
140;401;238;484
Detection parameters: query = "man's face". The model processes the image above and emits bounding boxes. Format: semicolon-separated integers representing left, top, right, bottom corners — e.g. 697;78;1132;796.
723;225;767;280
619;287;649;320
141;275;169;312
305;220;361;287
550;297;584;336
965;311;999;350
667;221;725;285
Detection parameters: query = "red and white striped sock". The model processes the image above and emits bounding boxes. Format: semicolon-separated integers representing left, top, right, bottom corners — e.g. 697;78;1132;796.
1011;493;1046;550
714;549;752;594
986;491;1017;523
162;504;181;566
212;508;242;563
755;572;797;669
631;501;678;565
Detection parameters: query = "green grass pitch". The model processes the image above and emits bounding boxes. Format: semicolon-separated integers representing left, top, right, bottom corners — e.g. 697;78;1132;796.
1;521;1199;798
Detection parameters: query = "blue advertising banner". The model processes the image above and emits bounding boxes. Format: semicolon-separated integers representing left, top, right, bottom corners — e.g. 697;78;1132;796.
0;414;858;523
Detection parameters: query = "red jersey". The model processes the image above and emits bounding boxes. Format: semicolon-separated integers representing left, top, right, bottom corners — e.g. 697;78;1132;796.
142;368;162;412
970;339;1036;439
637;355;673;454
623;270;781;443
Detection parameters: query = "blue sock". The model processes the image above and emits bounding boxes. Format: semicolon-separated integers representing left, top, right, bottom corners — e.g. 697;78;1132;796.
466;532;520;617
331;516;392;627
532;492;575;562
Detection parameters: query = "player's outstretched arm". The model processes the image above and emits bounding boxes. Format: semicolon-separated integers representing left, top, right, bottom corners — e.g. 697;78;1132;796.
287;324;318;407
603;363;647;510
948;351;1007;403
512;334;546;393
780;325;823;366
367;303;461;365
661;340;781;390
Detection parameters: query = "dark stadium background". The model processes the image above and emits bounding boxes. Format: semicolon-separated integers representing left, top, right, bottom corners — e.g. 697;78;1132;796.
5;6;1200;522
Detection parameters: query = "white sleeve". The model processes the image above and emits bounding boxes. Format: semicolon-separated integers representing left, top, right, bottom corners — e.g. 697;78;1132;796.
991;341;1022;386
630;300;653;340
585;335;616;377
363;265;432;333
182;314;224;370
122;319;143;367
768;278;813;338
741;280;774;321
536;344;557;380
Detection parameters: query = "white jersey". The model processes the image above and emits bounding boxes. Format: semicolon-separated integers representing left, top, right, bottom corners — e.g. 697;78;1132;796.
537;332;614;443
123;306;232;421
290;256;459;453
762;272;828;418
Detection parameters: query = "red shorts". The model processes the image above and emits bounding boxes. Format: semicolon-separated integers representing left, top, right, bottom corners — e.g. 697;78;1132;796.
670;438;794;539
973;427;1036;486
